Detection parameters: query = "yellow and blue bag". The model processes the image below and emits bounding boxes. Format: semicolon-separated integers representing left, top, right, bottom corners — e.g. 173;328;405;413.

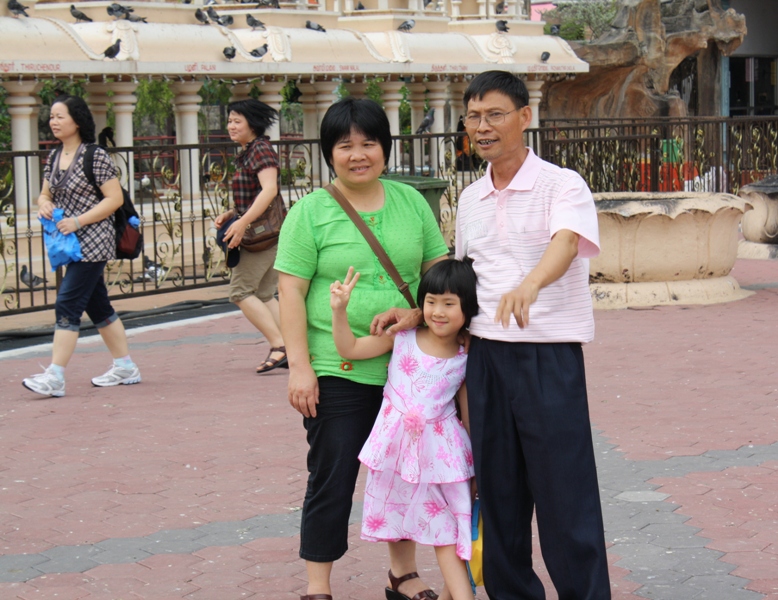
467;498;484;591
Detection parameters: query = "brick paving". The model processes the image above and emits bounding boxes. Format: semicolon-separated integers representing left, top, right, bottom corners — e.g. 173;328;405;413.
0;258;776;600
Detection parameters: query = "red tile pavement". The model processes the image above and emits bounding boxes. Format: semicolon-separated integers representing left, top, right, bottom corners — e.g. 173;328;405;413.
0;258;776;599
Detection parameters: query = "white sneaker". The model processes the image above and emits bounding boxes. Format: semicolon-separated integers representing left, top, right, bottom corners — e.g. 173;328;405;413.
23;366;65;398
91;363;142;387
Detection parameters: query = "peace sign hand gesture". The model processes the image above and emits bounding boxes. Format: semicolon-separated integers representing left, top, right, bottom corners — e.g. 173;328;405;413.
330;266;361;311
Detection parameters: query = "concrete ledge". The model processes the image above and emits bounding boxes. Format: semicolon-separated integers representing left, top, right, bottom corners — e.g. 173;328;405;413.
737;240;778;260
590;276;754;309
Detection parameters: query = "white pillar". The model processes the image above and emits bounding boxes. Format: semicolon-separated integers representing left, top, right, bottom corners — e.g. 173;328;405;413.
111;81;137;148
110;81;138;196
171;81;203;200
298;82;321;186
426;80;449;177
230;82;253;104
526;78;543;155
449;79;468;124
257;80;285;141
378;81;405;168
344;79;368;99
313;81;340;183
85;81;111;135
407;82;427;174
2;80;40;211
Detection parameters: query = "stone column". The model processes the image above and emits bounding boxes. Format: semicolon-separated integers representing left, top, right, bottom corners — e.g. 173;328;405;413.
344;79;368;99
85;81;111;135
378;81;405;168
111;81;137;148
257;79;285;141
407;82;427;174
171;81;203;200
425;80;449;177
298;82;322;186
230;81;254;103
313;81;340;183
449;79;468;123
526;78;543;154
2;80;41;211
110;81;138;197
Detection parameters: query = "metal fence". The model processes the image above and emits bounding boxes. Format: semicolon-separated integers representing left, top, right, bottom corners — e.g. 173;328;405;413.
2;115;778;316
0;133;483;316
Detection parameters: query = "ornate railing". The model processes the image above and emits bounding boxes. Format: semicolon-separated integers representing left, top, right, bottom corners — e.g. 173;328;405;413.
2;115;778;316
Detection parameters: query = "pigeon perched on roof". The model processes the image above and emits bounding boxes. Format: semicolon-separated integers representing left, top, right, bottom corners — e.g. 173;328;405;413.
397;19;415;32
207;6;221;23
107;2;132;18
416;108;435;134
355;1;365;9
256;0;279;8
496;19;509;33
70;5;92;22
250;43;269;58
102;39;122;59
306;20;326;32
495;0;505;14
549;24;559;35
220;14;233;26
223;46;236;60
20;265;43;289
195;8;209;24
247;14;265;30
125;12;147;23
8;0;29;17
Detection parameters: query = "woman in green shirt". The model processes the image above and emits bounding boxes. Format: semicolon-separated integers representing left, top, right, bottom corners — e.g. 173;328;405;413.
276;98;449;600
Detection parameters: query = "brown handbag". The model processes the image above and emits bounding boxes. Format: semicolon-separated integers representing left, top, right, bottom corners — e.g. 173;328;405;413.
240;194;287;252
324;183;417;309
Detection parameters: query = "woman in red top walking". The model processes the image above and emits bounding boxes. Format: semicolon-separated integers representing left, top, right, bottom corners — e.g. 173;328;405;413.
215;99;287;373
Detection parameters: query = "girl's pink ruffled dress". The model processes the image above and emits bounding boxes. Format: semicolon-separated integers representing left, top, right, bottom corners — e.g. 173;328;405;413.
358;328;474;559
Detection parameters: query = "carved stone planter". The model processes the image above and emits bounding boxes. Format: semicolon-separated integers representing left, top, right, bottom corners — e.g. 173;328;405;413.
737;176;778;260
590;192;753;309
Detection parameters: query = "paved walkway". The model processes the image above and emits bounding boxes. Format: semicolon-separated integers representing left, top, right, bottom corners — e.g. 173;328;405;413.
0;258;776;600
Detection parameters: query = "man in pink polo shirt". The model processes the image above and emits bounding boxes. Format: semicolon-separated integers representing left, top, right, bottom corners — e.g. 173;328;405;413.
458;70;610;599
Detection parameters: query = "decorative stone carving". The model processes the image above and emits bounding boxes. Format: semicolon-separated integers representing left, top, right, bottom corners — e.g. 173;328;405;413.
589;192;753;308
736;176;778;259
544;0;746;119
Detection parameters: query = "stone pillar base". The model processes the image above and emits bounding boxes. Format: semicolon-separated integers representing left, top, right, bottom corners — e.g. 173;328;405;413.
590;276;754;309
737;240;778;260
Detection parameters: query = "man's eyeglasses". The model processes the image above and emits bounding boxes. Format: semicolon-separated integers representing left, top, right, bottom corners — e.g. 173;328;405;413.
464;109;518;127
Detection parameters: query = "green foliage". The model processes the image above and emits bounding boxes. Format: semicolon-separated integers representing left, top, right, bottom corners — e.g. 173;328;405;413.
0;88;10;151
542;0;618;42
38;79;87;105
134;79;174;131
399;85;411;134
366;78;384;106
199;79;232;106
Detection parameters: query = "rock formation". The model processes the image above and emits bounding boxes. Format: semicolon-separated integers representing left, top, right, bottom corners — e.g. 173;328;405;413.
543;0;747;119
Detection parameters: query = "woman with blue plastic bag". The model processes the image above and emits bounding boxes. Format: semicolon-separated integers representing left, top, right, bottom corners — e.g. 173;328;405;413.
22;95;141;398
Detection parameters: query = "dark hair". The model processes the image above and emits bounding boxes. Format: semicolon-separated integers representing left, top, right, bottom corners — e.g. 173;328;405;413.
227;99;278;137
320;97;392;170
51;95;96;143
417;259;479;330
463;70;529;111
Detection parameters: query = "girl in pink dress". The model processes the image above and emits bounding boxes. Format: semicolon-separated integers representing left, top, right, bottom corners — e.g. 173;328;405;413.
330;259;478;600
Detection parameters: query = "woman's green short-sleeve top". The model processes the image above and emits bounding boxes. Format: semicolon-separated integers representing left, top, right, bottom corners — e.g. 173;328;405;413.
275;179;449;386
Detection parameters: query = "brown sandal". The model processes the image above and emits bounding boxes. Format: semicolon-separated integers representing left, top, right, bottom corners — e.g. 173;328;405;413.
386;570;438;600
256;345;288;373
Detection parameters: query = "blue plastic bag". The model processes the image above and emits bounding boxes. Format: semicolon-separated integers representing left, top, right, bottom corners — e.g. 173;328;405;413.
40;208;83;270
